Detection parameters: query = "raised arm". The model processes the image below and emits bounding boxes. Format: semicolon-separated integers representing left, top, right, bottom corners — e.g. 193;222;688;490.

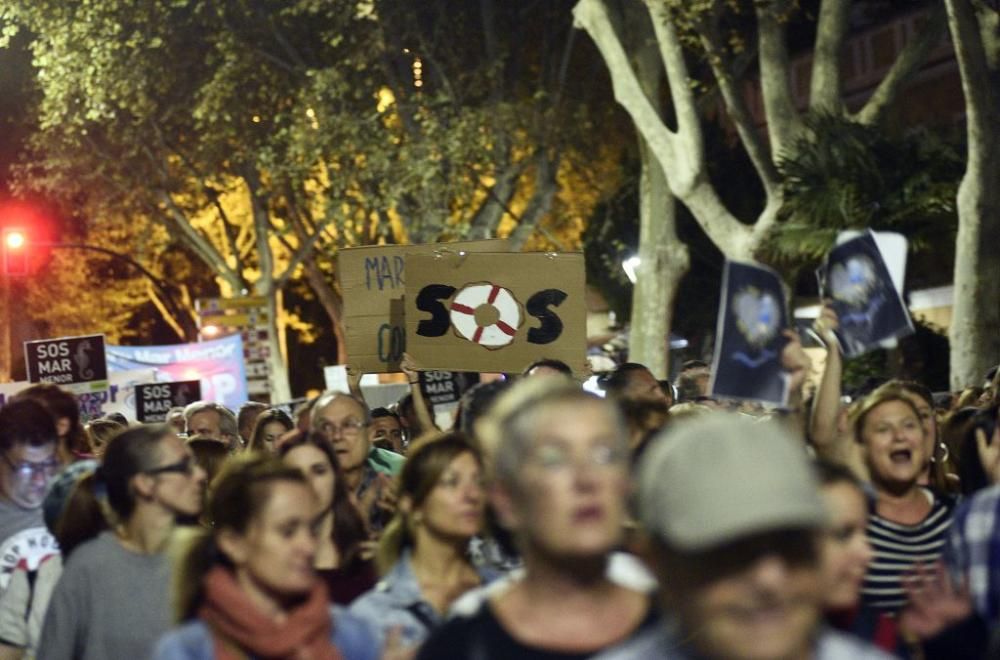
809;305;844;453
400;353;438;435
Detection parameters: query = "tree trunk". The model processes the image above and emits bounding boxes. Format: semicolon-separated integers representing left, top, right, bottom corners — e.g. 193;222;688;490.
945;0;1000;388
263;287;293;403
303;259;348;365
629;135;689;379
623;3;689;379
950;168;1000;388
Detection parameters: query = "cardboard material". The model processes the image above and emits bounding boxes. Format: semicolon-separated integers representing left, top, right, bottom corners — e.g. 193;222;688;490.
404;252;586;375
709;260;790;406
339;240;507;373
818;229;914;357
24;334;108;395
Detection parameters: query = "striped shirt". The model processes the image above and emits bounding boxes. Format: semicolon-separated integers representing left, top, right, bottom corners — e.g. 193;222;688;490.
861;489;955;614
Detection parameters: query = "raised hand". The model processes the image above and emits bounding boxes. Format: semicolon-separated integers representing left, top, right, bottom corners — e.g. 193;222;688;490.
812;303;840;349
899;561;973;640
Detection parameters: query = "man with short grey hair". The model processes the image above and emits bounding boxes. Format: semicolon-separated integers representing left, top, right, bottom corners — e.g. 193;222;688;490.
603;413;892;660
183;402;239;451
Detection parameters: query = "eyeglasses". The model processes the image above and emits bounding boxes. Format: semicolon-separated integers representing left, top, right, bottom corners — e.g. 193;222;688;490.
529;442;626;472
145;456;196;476
317;420;367;438
1;454;60;481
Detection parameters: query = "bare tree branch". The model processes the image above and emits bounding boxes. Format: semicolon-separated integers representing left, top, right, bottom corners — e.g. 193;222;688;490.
697;27;780;194
855;4;948;125
810;0;850;112
755;3;802;159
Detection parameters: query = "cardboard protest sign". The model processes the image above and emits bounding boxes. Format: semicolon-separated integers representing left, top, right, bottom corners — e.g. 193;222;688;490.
405;252;586;375
135;380;202;423
818;230;914;358
24;334;108;395
339;240;507;374
709;260;790;406
418;370;480;407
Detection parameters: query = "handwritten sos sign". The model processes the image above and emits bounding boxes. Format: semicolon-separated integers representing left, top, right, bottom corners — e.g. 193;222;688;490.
338;240;506;373
404;252;586;375
24;334;109;395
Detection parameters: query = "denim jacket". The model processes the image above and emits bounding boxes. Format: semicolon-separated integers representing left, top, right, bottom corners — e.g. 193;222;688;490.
348;548;497;650
151;606;379;660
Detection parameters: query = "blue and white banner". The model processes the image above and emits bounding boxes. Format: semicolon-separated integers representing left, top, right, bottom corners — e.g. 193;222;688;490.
106;334;247;410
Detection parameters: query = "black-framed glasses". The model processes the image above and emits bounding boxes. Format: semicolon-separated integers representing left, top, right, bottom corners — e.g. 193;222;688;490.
145;456;195;476
1;454;60;481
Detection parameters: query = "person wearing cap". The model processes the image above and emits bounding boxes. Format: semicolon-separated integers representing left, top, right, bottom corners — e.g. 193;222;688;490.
625;413;892;660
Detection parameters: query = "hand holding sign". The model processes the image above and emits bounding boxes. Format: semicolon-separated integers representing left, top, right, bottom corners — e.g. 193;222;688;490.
818;230;914;357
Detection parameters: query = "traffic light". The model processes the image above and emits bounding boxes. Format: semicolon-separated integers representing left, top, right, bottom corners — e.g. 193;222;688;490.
2;228;27;276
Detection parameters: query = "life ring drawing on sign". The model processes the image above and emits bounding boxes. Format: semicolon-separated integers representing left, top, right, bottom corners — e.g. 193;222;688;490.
449;283;524;349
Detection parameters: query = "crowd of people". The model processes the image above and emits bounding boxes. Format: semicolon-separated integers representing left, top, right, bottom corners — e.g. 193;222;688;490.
0;308;998;659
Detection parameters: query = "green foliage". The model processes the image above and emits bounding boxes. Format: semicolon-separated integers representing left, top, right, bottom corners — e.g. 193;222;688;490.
765;114;962;265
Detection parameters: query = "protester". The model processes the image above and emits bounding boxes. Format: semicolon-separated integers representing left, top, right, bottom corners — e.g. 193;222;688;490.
293;397;318;433
278;432;376;605
618;397;669;452
0;460;98;658
187;438;229;486
452;380;512;438
246;407;294;454
38;425;207;659
236;401;269;447
369;407;405;454
673;359;710;402
851;389;956;616
84;417;123;457
0;399;60;659
183;402;240;451
153;454;380;659
165;407;186;434
601;363;670;406
814;460;896;650
13;384;88;462
419;378;656;658
946;405;1000;629
624;413;892;659
350;433;492;649
521;358;573;379
311;392;400;532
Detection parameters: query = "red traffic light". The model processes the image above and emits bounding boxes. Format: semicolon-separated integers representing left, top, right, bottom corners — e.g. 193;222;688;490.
2;228;27;275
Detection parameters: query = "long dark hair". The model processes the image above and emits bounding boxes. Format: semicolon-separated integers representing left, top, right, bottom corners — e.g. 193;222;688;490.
247;408;294;453
13;383;88;456
277;431;368;565
58;425;173;553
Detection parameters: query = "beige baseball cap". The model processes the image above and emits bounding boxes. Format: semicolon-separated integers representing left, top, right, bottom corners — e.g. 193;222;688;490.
637;413;827;551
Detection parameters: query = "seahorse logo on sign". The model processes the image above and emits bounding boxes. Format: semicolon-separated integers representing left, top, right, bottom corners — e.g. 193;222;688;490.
448;283;524;349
